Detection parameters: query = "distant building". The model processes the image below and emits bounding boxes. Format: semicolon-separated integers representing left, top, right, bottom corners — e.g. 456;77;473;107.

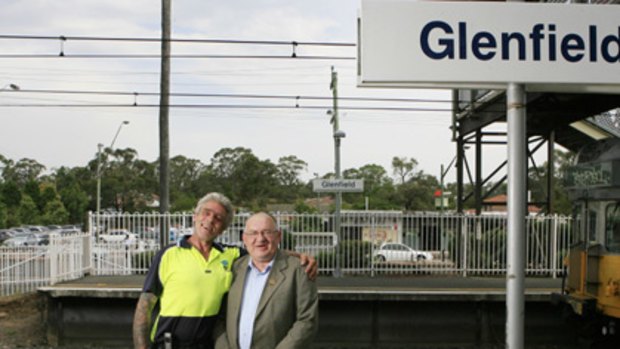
304;196;334;212
474;194;542;215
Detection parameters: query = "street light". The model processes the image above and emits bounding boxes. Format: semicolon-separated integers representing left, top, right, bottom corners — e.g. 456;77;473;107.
96;120;130;213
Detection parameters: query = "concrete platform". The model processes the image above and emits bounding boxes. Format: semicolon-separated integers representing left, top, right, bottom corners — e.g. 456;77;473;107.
39;275;572;348
40;274;563;301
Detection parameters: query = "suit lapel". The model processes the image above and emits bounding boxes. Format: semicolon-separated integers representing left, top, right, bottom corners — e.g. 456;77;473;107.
229;255;249;344
254;250;287;319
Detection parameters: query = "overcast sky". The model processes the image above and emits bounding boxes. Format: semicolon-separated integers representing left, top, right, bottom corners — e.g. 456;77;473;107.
0;0;511;183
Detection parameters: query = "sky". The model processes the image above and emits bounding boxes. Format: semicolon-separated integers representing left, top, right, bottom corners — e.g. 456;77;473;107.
0;0;511;184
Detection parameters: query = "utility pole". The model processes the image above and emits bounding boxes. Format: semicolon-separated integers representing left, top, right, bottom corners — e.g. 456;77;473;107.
159;0;171;248
330;66;343;277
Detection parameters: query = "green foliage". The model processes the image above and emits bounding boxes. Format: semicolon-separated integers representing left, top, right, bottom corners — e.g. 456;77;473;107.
171;192;199;212
18;194;38;225
0;201;7;228
0;147;576;227
293;200;317;214
40;198;69;225
1;181;22;207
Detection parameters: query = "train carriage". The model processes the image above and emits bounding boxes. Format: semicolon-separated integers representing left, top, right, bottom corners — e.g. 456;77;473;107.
564;138;620;338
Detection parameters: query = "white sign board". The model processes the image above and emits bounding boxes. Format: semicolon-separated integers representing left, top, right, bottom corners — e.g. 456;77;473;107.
313;179;364;193
358;1;620;92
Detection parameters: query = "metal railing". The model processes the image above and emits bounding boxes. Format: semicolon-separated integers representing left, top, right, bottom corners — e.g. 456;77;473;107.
0;232;90;297
87;211;573;278
0;212;573;296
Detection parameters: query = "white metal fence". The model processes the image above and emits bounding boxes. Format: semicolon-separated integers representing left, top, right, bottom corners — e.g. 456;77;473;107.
0;232;90;297
0;211;573;296
87;211;573;278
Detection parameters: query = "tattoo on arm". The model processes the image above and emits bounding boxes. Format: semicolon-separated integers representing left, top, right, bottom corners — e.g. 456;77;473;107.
133;292;158;349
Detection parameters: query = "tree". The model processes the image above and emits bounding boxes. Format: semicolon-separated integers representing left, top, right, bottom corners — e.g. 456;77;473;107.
395;172;440;211
170;155;204;188
275;155;308;201
23;180;42;211
392;156;418;184
18;194;38;225
97;147;157;212
40;197;70;225
60;183;90;224
528;148;575;215
1;181;22;208
2;158;45;186
210;147;253;179
0;201;7;228
208;147;279;208
277;155;308;187
343;164;395;210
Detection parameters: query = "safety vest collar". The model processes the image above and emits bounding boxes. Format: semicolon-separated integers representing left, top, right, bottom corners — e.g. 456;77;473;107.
177;234;225;253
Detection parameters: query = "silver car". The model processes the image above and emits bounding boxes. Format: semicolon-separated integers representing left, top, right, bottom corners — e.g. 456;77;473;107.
374;242;434;262
3;232;39;247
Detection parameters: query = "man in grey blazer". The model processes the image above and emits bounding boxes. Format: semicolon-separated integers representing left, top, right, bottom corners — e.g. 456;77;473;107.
215;212;318;349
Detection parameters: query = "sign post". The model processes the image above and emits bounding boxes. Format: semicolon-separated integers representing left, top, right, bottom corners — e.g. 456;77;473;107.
313;179;364;277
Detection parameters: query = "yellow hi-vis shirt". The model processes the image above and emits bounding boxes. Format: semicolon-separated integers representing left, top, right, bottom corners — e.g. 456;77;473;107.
142;235;244;347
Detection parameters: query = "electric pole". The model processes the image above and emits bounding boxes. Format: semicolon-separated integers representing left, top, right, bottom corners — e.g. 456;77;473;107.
330;66;342;277
159;0;171;247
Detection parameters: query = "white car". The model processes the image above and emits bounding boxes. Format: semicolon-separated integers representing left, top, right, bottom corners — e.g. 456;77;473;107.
98;229;137;243
374;242;433;262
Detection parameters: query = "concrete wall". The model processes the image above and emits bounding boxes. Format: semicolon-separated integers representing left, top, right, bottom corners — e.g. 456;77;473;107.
44;295;580;348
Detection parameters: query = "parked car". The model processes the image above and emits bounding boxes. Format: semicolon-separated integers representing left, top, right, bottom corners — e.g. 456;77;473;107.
3;232;40;247
0;229;15;243
98;229;137;243
373;242;434;262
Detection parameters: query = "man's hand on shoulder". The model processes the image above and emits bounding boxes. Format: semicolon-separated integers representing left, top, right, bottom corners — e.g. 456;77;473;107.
284;250;318;280
298;253;318;281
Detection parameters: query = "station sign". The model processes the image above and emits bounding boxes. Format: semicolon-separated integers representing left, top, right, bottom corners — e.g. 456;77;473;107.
358;1;620;92
312;179;364;193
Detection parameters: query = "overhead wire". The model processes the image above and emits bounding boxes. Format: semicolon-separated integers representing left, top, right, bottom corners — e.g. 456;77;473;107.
0;34;355;47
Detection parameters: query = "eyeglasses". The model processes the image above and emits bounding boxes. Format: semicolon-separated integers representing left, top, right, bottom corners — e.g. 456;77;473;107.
244;229;279;238
199;208;225;223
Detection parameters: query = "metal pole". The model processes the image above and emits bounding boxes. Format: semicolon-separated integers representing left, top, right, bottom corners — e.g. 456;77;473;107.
331;66;342;277
159;0;171;247
440;164;445;213
506;82;526;349
96;143;103;213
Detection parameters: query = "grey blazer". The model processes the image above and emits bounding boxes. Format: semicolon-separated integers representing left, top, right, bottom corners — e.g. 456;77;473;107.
215;250;318;349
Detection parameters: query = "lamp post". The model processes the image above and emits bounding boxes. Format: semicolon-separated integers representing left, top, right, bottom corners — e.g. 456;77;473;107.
96;120;130;213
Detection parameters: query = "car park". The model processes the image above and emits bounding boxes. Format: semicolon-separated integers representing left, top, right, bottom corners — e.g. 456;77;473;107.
373;242;434;262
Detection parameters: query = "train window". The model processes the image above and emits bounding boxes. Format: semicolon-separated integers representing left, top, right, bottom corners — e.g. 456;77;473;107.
605;203;620;253
588;209;597;242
